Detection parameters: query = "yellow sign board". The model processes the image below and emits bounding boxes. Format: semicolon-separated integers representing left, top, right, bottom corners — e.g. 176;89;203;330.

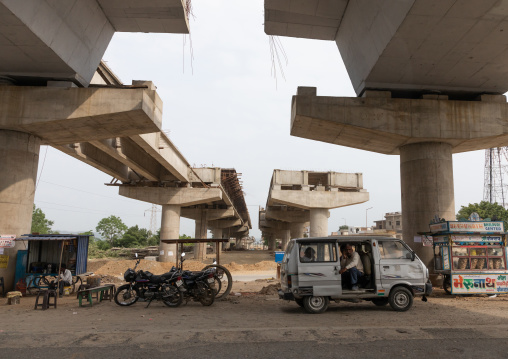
0;255;9;268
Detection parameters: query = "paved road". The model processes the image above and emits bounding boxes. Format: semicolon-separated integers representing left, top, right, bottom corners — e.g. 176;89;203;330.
2;292;508;358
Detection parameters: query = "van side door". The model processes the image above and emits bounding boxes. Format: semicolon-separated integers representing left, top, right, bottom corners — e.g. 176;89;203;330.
378;240;424;289
297;241;341;297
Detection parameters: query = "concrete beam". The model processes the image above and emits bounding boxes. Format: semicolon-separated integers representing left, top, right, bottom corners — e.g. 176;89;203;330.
0;86;162;145
181;208;235;221
291;89;508;155
130;130;189;183
265;206;310;223
89;137;162;182
119;187;222;207
55;142;132;183
269;189;369;210
207;219;242;229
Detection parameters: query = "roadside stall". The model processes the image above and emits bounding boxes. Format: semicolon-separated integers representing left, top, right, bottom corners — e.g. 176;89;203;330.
426;219;507;295
13;234;92;294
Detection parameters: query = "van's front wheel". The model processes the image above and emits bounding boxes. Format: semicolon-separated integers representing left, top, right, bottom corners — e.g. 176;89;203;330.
389;287;413;312
303;296;329;314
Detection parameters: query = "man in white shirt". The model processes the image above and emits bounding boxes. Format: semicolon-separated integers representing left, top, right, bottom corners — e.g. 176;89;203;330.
58;264;72;297
339;244;364;291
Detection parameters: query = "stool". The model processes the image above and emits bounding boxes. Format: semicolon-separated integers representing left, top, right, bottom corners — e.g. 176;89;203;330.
34;289;58;310
0;277;4;297
101;284;116;300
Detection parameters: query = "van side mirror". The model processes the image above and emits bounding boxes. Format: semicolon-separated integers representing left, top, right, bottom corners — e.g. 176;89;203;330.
407;252;415;261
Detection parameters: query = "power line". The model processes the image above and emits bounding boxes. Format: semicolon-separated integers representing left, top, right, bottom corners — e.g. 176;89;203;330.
35;201;143;217
39;180;133;203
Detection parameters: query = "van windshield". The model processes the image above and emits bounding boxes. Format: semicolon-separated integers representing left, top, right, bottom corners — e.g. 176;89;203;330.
299;242;337;263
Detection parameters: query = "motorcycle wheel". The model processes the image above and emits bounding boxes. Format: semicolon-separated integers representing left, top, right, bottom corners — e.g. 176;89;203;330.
202;264;232;300
196;281;215;306
114;284;139;306
162;284;183;308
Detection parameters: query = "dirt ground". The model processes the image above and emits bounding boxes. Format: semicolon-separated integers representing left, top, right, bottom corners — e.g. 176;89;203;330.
86;249;279;293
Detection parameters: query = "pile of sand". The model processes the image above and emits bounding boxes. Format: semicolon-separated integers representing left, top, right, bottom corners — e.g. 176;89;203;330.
88;258;278;278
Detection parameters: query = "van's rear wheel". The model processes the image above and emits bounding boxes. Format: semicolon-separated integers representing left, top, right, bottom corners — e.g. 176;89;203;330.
389;287;413;312
303;296;329;314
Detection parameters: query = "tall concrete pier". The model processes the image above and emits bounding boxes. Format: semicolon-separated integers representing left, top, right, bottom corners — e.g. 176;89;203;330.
264;0;508;273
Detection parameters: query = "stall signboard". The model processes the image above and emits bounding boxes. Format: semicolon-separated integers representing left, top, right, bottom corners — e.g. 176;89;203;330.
450;235;503;243
0;235;16;248
430;223;448;233
430;221;504;233
0;254;8;268
452;274;508;294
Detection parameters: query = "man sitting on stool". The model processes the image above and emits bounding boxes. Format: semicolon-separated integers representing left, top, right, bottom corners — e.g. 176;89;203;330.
339;244;364;291
58;264;72;297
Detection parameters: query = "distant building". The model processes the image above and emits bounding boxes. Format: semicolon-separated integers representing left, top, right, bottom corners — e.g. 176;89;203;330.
374;211;402;239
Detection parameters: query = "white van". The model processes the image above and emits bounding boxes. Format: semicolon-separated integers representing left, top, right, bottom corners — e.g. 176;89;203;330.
279;236;432;314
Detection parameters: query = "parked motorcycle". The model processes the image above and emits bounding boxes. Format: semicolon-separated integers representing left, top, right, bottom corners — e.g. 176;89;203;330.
168;253;216;306
114;254;182;308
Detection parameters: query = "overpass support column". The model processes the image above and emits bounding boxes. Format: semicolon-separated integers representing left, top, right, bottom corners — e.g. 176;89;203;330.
212;228;223;254
267;234;276;250
160;204;181;262
400;142;455;274
309;208;329;237
194;209;208;260
290;222;305;239
281;229;290;251
0;130;41;291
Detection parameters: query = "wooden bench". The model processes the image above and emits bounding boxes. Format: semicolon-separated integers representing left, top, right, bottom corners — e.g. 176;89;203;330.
77;284;116;307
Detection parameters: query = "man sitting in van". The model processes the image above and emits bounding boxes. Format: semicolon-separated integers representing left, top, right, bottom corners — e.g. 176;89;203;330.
300;247;316;262
339;244;364;291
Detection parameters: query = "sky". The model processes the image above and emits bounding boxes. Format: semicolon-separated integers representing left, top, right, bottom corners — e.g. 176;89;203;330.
33;0;486;240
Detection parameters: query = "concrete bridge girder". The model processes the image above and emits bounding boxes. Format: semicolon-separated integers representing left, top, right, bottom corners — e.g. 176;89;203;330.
119;187;222;207
291;89;508;155
269;190;369;210
0;85;162;145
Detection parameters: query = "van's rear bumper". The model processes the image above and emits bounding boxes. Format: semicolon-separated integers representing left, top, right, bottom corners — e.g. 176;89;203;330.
278;290;294;301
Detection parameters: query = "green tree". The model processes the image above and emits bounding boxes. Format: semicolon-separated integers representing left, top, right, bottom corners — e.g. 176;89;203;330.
339;225;349;230
116;225;151;248
31;205;55;234
179;234;192;239
95;215;128;246
456;201;508;229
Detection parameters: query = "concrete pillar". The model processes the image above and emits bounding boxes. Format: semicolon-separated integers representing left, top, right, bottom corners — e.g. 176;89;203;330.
290;222;305;239
194;209;208;260
309;208;329;237
400;142;455;275
267;234;276;250
159;204;180;262
281;229;290;251
0;130;41;291
212;228;223;255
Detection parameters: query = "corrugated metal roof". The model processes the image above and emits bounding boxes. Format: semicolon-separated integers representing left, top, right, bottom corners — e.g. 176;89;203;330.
16;236;77;241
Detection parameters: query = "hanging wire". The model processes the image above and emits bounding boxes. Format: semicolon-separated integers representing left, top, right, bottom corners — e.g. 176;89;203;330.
35;145;49;192
269;35;288;89
183;0;195;74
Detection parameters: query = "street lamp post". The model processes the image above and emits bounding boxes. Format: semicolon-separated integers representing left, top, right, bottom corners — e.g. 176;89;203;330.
366;207;373;229
342;218;346;226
